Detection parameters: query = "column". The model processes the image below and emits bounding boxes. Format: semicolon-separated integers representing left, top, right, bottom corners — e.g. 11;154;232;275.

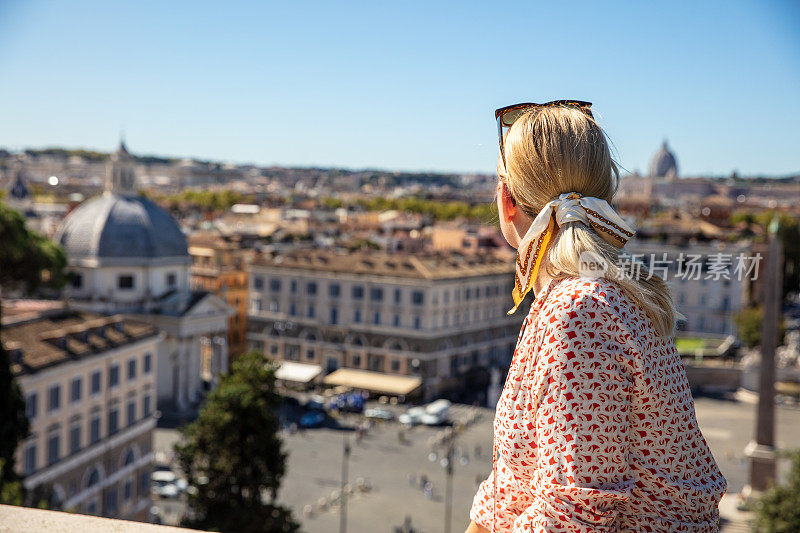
188;336;199;406
175;341;187;411
217;335;229;375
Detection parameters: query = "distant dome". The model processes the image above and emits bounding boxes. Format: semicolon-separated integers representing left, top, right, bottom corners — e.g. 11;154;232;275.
55;193;188;263
648;141;678;178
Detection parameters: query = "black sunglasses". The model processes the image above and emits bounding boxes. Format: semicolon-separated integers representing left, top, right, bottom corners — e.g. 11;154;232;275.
495;100;593;169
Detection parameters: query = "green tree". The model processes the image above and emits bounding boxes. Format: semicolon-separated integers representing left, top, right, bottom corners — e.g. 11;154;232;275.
735;307;764;348
754;450;800;532
0;201;67;503
175;350;299;533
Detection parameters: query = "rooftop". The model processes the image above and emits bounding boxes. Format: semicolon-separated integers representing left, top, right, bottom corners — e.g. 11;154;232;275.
1;306;159;377
250;250;514;280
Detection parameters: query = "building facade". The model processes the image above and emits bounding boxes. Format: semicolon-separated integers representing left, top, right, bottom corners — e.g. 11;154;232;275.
188;232;251;359
626;239;752;336
247;250;523;401
54;141;233;413
2;307;161;520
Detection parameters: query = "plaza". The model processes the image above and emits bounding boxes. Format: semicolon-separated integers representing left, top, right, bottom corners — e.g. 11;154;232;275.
153;394;800;532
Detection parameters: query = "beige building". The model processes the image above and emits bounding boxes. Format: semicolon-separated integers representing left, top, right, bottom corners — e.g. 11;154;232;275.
247;250;522;400
2;305;162;521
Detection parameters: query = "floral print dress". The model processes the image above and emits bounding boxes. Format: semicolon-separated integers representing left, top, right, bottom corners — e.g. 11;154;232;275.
470;277;727;532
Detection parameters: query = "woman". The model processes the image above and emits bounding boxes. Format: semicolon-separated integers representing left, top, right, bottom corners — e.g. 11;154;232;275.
465;101;727;533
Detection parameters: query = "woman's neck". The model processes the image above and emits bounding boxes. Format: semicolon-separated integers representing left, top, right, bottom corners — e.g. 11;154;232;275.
533;269;553;296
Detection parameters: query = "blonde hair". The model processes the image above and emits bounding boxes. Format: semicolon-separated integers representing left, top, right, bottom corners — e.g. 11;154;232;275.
498;106;677;337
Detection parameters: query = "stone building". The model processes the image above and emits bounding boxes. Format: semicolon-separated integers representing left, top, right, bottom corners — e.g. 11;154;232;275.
2;305;161;520
53;141;233;413
188;231;252;358
247;250;522;401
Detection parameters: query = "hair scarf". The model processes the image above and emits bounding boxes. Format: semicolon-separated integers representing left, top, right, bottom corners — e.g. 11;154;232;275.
508;192;635;314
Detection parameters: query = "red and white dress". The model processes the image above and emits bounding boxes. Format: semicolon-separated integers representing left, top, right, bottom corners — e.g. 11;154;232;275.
470;277;727;532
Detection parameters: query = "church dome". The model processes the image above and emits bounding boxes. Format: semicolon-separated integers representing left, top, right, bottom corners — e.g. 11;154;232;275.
648;141;678;178
55;193;188;264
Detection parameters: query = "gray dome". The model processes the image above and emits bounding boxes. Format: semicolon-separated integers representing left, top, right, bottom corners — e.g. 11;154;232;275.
55;193;188;261
648;141;678;178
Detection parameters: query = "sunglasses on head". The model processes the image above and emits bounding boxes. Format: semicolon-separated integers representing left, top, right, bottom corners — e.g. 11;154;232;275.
495;100;593;169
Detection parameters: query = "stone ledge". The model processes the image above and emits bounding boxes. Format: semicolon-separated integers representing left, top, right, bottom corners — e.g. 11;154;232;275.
0;505;200;533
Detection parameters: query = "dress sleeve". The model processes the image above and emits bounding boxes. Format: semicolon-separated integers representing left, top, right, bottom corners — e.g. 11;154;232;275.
512;292;635;532
469;469;494;529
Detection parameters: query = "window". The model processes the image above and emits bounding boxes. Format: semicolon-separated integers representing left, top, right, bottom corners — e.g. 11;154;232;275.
351;354;361;367
124;478;132;502
307;304;315;318
71;274;83;289
306;348;315;360
91;370;101;394
370;288;383;301
48;432;60;465
393;314;400;327
48;384;61;412
306;282;318;295
290;279;297;293
394;288;402;303
166;272;176;287
106;490;118;513
269;300;279;312
412;291;424;305
329;284;340;297
289;302;297;316
127;358;136;381
352;286;364;300
25;392;37;420
465;288;471;300
140;471;150;494
70;377;82;403
144;353;152;374
118;275;134;290
414;316;421;330
90;414;101;444
127;399;136;427
143;394;152;418
270;278;281;292
24;443;36;474
253;276;264;290
108;406;119;435
109;364;119;388
330;307;338;324
354;309;361;323
373;312;381;325
70;423;81;454
391;360;400;372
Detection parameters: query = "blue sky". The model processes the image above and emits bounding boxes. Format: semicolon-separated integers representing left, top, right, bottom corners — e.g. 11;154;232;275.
0;0;798;176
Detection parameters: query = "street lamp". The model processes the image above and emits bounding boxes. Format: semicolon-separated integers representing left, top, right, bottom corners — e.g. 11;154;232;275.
339;435;351;533
429;426;459;533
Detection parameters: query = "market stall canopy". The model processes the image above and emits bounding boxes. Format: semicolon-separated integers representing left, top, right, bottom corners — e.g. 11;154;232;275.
275;361;322;383
323;368;421;396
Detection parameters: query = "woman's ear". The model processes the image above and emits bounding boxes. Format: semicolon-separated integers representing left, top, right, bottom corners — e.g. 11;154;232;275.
499;181;517;222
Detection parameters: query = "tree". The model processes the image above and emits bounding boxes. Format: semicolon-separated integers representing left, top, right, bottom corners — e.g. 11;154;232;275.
754;450;800;532
735;307;764;348
176;350;300;533
0;201;67;503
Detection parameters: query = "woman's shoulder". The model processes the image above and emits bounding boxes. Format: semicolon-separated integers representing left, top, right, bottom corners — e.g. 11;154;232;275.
539;276;645;328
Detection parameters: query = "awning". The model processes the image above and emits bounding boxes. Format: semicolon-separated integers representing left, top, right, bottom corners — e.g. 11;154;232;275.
323;369;422;396
275;361;322;384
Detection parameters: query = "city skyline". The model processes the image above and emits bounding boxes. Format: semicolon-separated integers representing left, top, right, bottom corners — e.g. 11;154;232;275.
1;1;799;176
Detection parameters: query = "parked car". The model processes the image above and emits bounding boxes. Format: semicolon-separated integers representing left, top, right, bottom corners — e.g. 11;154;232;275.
328;392;365;413
300;411;326;428
398;406;426;426
420;399;451;426
151;470;180;498
364;407;395;420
